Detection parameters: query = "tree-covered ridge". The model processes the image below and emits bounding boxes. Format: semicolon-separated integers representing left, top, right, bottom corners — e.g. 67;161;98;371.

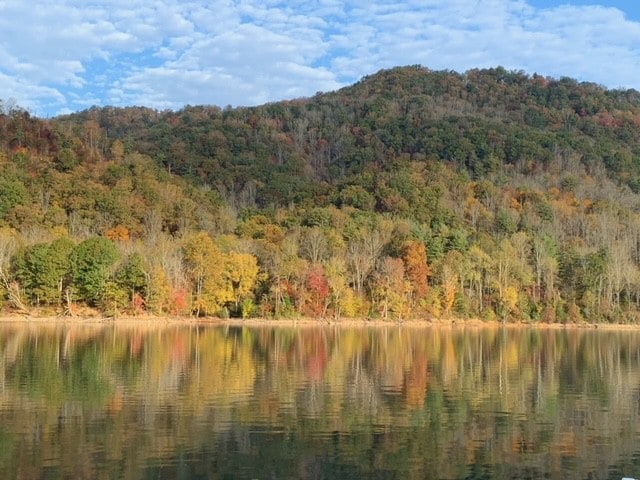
2;66;640;322
55;65;640;196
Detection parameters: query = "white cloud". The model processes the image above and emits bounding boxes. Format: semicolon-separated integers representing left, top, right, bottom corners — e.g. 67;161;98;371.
0;0;640;116
0;71;66;115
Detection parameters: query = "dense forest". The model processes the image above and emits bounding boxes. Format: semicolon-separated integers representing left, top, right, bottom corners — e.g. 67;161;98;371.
2;65;640;322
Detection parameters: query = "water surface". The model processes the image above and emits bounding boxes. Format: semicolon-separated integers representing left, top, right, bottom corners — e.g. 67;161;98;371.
1;323;640;479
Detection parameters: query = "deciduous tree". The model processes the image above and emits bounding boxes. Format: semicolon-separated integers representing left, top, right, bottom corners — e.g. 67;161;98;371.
70;237;119;305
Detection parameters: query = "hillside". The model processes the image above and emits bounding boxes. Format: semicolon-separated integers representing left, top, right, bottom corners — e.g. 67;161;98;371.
1;65;640;322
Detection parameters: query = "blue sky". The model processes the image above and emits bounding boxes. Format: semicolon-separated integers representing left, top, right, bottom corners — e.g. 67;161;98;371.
1;0;640;117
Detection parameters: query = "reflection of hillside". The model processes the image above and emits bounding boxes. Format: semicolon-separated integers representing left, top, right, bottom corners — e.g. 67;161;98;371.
0;325;639;478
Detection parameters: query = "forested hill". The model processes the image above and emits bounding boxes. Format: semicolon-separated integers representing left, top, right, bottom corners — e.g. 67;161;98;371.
1;65;640;323
56;65;640;201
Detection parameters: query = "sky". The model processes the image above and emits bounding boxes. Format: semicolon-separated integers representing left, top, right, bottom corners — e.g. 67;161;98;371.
1;0;640;118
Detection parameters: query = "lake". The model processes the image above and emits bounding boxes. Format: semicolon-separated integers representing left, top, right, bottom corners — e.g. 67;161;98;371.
1;323;640;479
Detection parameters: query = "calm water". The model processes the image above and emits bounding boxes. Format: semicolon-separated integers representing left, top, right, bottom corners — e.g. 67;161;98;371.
1;323;640;479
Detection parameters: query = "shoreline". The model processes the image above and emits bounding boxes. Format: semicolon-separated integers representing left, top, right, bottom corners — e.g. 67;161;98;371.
1;313;640;331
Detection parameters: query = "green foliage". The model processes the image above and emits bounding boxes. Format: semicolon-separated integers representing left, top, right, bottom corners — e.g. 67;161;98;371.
56;147;79;171
70;237;119;305
98;281;129;316
13;237;74;305
240;298;256;318
338;185;376;210
0;176;28;222
116;252;147;295
495;209;518;236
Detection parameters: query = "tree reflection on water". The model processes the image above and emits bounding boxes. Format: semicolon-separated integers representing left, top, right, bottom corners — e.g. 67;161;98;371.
0;323;639;480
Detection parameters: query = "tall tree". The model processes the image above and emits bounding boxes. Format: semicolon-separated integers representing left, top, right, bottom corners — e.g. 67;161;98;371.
403;240;430;306
182;231;225;316
13;237;74;305
70;237;119;305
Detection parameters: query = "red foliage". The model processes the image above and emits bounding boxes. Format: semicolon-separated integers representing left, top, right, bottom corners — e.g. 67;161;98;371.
171;287;189;316
304;332;328;383
595;112;624;128
130;333;144;356
171;333;186;361
304;265;329;317
307;265;329;298
306;347;328;383
131;292;146;314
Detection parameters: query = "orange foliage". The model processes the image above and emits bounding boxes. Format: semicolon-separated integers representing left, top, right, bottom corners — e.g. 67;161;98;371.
403;241;430;301
263;224;285;244
405;355;428;408
105;224;130;241
548;187;560;199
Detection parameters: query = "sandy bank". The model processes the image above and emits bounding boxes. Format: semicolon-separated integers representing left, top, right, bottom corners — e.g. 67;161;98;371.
1;313;639;331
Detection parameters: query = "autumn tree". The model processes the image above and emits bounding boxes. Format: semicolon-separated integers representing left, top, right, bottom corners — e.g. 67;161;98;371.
370;257;409;321
146;264;174;315
182;231;226;316
324;256;363;319
346;222;392;294
224;252;259;317
441;259;459;317
403;240;430;306
304;264;330;318
258;233;307;317
300;227;328;264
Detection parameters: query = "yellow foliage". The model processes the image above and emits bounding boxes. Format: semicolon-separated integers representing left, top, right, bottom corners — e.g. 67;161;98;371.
146;264;171;314
505;341;520;369
183;232;225;315
441;266;458;316
423;287;442;318
504;286;519;314
183;232;261;316
442;286;456;316
224;252;259;306
341;289;367;318
50;225;69;238
325;257;349;318
371;257;407;320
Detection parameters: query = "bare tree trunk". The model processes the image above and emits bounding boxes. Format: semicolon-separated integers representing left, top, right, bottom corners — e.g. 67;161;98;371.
0;269;29;314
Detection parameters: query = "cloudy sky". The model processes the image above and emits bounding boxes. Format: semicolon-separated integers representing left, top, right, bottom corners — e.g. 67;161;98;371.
1;0;639;117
